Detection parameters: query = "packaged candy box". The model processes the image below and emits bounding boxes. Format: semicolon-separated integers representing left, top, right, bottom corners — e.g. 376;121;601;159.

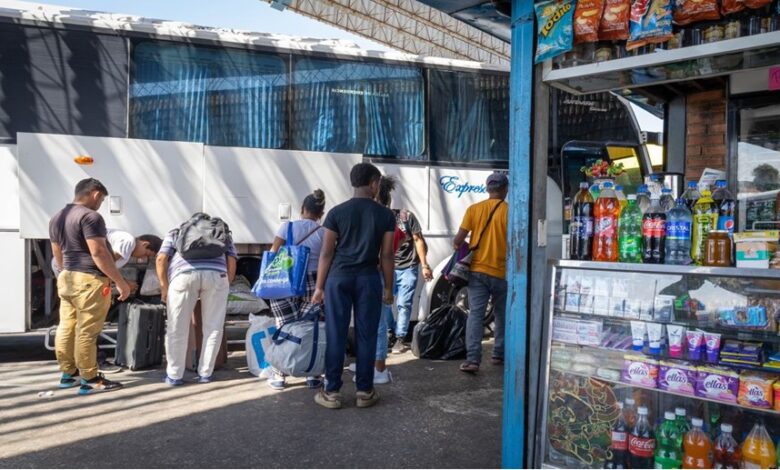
738;372;777;409
659;360;697;396
622;354;659;388
695;366;739;403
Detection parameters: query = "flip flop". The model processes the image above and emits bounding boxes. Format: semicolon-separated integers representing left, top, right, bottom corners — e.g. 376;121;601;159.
459;361;479;373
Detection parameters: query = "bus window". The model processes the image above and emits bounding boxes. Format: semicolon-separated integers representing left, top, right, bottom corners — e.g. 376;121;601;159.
429;70;509;164
291;57;425;159
130;41;288;149
607;146;643;195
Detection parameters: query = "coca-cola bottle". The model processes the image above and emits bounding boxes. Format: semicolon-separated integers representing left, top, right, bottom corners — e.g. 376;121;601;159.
629;406;656;469
607;401;629;468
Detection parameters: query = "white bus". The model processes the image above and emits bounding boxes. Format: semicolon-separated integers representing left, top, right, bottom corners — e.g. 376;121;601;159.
0;2;518;333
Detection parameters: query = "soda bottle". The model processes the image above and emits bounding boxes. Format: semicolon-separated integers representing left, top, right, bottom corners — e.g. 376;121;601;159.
683;418;714;469
665;198;693;265
570;182;594;260
615;185;628;212
624;398;638;429
619;195;643;263
712;180;736;234
742;422;777;469
691;189;718;265
660;188;675;212
675;407;691;439
609;401;629;469
637;184;651;213
714;423;741;469
593;182;620;262
655;411;683;469
682;181;701;212
630;406;656;469
642;195;667;264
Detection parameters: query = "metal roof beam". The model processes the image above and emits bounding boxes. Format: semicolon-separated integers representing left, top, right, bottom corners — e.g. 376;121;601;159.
266;0;510;65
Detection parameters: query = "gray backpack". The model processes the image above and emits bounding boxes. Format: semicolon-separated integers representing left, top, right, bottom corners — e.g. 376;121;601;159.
265;305;326;377
175;212;232;260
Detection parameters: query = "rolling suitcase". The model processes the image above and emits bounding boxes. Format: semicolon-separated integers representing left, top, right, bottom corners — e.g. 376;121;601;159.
115;301;166;370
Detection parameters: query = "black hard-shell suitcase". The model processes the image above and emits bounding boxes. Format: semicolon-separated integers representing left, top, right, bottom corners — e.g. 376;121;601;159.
115;301;166;370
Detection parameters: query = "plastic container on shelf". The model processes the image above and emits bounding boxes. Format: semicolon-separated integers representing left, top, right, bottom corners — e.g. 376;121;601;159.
593;182;620;262
682;181;701;212
713;423;741;469
742;422;777;469
660;187;675;213
570;182;594;260
682;418;713;469
618;195;643;263
665;198;693;265
629;406;656;469
692;189;718;265
655;411;683;469
637;184;651;214
642;196;666;264
615;185;628;212
712;180;736;234
676;407;691;442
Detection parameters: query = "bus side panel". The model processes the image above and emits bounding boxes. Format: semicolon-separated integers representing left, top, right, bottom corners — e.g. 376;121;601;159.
17;134;204;238
204;147;361;244
0;144;19;230
0;233;26;333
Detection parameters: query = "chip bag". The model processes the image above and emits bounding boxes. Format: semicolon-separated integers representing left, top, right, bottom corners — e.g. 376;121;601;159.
721;0;746;15
627;0;673;50
535;0;575;63
673;0;720;26
574;0;605;43
744;0;771;9
599;0;631;40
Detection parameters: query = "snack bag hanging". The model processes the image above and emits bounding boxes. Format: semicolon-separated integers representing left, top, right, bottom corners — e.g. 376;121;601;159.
535;0;575;63
574;0;605;43
721;0;745;15
627;0;673;50
673;0;720;25
599;0;631;40
744;0;771;9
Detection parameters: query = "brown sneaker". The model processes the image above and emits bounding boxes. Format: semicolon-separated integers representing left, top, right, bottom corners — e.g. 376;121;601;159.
356;389;380;408
314;389;342;409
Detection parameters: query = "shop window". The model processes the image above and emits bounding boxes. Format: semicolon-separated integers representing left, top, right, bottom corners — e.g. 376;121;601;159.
130;41;288;149
735;101;780;231
290;57;425;159
429;70;509;164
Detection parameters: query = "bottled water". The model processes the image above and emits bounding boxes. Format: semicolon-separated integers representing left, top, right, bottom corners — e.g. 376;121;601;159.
660;188;675;212
665;198;693;265
636;184;651;214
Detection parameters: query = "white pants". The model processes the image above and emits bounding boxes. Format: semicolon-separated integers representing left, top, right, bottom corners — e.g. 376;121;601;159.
165;270;229;380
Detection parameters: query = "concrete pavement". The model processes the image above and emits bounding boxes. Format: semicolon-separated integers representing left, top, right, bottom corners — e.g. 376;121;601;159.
0;338;502;468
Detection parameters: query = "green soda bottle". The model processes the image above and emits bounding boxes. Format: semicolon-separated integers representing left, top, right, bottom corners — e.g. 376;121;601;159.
691;189;718;265
675;407;690;443
618;195;643;263
655;411;683;469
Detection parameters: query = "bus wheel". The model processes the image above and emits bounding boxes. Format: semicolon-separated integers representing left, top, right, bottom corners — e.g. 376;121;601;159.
448;284;495;338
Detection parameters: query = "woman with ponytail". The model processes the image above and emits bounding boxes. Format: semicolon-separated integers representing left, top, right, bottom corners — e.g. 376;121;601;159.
267;189;326;390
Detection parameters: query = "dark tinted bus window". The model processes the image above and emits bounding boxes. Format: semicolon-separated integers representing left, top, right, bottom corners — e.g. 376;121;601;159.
130;41;288;148
291;57;424;159
429;70;509;164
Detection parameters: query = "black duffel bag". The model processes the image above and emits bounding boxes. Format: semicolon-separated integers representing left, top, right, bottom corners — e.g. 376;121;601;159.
411;303;467;360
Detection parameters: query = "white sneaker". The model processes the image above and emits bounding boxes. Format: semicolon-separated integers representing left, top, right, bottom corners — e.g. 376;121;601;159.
347;363;356;373
351;367;393;384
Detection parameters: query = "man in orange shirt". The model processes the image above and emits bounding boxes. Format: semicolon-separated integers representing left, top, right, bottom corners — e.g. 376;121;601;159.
452;172;508;373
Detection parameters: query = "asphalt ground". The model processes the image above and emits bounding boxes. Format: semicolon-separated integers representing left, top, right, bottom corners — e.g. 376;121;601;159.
0;335;503;468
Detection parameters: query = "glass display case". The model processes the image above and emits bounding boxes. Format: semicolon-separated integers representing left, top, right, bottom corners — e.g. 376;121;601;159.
539;260;780;468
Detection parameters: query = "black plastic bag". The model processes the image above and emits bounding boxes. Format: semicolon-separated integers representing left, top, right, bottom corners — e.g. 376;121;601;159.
411;304;467;360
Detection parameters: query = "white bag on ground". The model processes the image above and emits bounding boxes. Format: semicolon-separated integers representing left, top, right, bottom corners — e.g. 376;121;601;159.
245;313;276;377
227;276;268;315
140;265;161;296
265;307;326;378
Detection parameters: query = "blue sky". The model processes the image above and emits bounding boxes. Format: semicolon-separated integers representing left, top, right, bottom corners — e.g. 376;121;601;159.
29;0;392;51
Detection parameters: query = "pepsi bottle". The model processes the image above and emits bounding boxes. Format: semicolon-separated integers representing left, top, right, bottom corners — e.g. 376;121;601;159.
712;180;736;234
570;182;594;260
642;196;666;264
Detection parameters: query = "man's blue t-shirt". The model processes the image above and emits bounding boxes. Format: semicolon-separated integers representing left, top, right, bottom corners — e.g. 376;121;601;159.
323;197;396;275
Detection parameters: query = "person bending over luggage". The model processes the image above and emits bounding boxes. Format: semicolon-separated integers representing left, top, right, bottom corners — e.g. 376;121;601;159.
156;213;237;386
267;189;326;391
311;163;395;410
52;230;163;373
49;178;133;395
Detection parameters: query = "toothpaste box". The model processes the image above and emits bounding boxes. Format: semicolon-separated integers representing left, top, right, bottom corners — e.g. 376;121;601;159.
577;320;603;347
552;317;579;345
695;366;740;403
622;354;659;388
659;360;697;396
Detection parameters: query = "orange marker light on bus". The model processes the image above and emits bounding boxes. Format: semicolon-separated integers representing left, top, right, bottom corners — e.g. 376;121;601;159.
74;155;94;165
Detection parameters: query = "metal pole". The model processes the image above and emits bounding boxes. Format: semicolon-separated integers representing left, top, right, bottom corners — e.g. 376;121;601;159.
502;0;534;468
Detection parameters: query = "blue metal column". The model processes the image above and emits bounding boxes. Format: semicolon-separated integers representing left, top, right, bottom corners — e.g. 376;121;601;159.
502;0;535;468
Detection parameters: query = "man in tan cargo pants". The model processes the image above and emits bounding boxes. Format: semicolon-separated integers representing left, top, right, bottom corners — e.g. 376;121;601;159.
49;178;132;395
